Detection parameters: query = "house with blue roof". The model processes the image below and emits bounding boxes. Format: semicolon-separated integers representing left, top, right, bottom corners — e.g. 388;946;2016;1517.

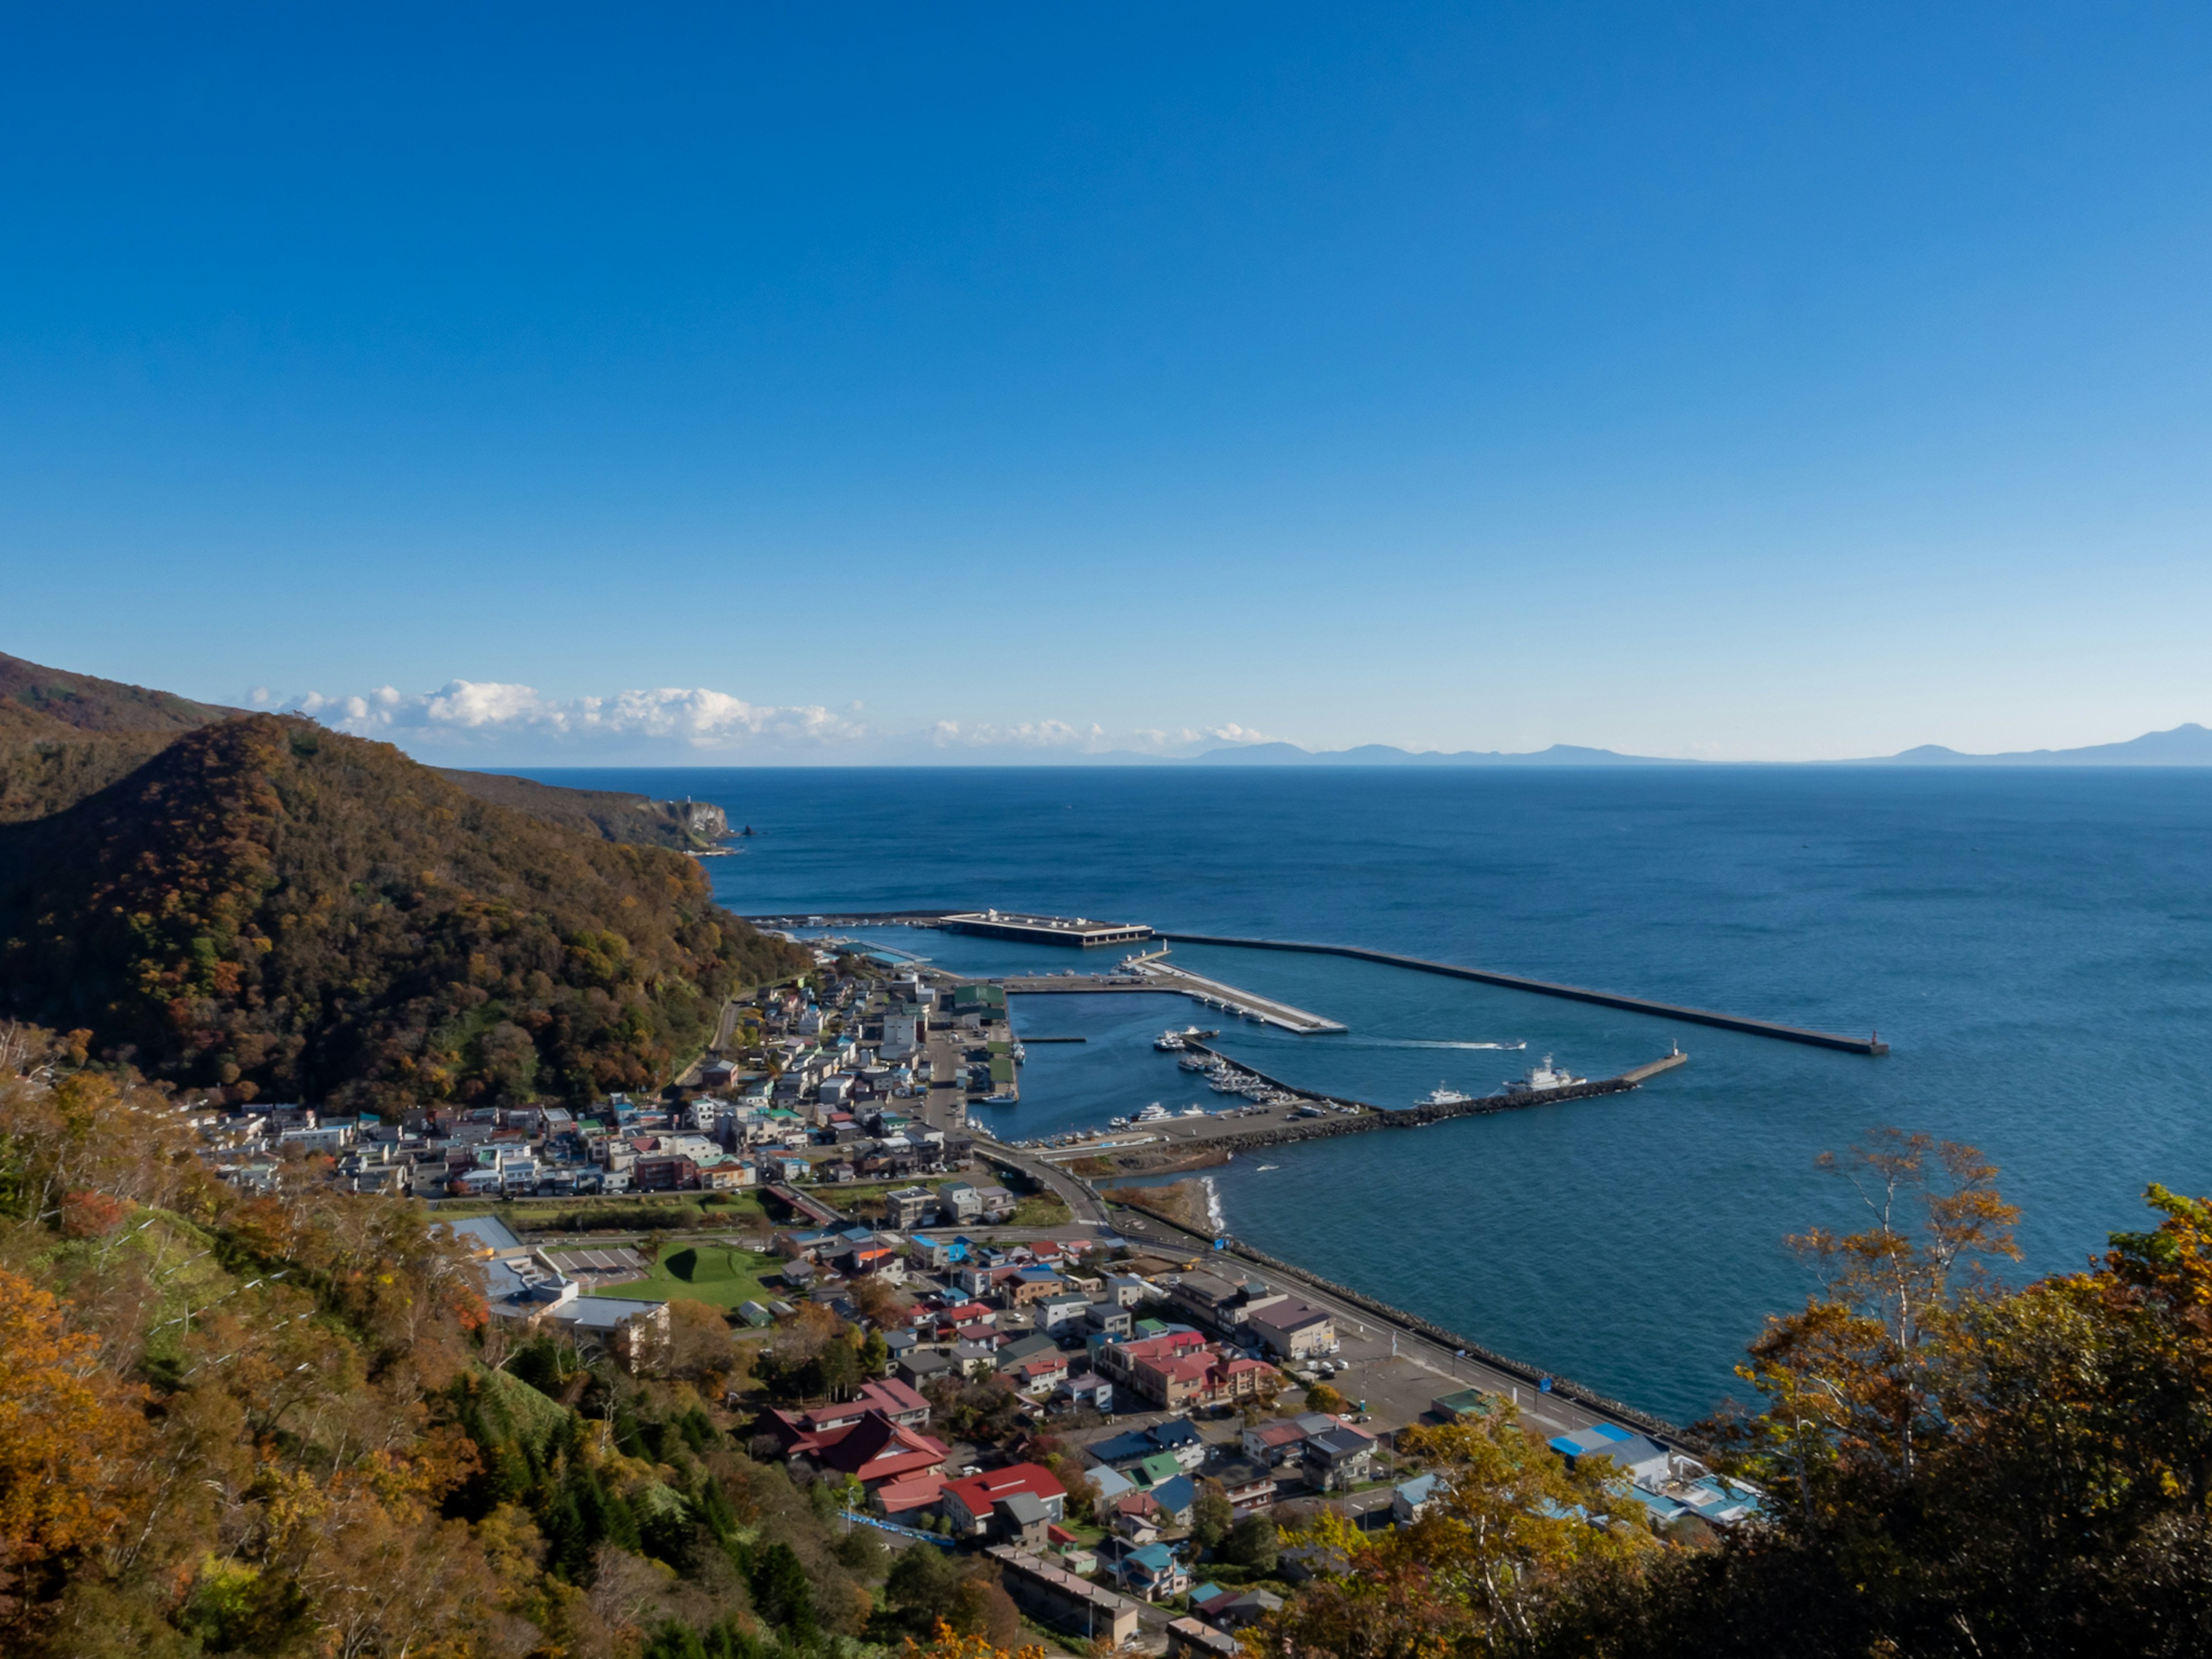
1392;1472;1442;1525
1149;1475;1197;1524
1112;1541;1190;1602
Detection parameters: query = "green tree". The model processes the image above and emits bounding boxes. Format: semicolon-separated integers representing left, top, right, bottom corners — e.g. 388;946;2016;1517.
1190;1479;1235;1551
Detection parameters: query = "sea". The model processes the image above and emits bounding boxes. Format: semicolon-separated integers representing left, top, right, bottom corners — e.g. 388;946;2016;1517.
520;765;2212;1425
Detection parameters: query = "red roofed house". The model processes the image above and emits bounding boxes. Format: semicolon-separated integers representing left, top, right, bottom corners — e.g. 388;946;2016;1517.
1012;1351;1070;1392
770;1377;930;1440
763;1379;944;1490
941;1463;1067;1538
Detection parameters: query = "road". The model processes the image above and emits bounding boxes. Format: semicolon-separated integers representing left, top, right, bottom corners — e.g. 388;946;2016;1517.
981;1138;1656;1449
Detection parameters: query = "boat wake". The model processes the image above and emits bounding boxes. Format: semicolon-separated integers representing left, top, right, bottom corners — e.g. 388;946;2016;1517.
1332;1037;1527;1051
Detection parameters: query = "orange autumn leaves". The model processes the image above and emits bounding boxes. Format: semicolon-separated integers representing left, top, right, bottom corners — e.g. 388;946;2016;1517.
0;1268;149;1571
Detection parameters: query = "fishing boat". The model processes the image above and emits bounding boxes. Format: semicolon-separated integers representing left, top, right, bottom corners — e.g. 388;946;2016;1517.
1418;1083;1475;1106
1177;1054;1211;1071
1256;1164;1280;1172
1135;1103;1172;1123
1153;1031;1186;1052
1108;1115;1131;1129
1179;1104;1209;1118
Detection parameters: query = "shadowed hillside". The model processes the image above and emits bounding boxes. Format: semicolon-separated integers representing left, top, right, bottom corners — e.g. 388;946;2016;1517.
436;766;732;849
0;714;808;1108
0;650;241;823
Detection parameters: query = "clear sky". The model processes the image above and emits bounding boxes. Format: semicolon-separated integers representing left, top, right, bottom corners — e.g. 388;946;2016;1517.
5;5;2211;762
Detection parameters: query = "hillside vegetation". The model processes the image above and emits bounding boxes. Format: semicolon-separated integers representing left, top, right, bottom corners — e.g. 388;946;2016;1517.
437;768;732;851
0;651;241;824
0;653;736;850
0;714;808;1109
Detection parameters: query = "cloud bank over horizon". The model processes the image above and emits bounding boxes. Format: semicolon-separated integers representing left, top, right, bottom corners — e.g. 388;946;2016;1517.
260;680;1274;764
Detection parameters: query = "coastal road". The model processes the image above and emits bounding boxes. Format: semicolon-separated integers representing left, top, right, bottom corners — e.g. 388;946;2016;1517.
1051;1176;1667;1450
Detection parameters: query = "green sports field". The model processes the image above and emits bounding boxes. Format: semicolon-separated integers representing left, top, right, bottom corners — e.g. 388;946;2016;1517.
589;1244;786;1310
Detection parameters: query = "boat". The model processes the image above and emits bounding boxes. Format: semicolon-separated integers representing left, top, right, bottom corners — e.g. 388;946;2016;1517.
1153;1031;1185;1052
1256;1164;1280;1172
1179;1104;1209;1118
1177;1054;1211;1071
1418;1082;1475;1106
982;1091;1019;1105
1108;1116;1130;1129
1503;1055;1586;1094
1135;1103;1172;1123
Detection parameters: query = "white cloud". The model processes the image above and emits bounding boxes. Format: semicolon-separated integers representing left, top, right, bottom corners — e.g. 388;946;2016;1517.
270;677;1275;763
282;680;868;753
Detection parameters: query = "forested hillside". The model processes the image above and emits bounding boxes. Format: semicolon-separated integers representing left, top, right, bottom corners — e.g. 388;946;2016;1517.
438;768;732;851
0;714;807;1109
0;651;240;824
0;653;735;849
0;1031;894;1658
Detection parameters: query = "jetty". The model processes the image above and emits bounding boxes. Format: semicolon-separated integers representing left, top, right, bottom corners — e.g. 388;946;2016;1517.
1157;932;1888;1055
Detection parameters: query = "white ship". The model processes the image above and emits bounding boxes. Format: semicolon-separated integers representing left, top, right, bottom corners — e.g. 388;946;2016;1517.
1135;1102;1173;1123
1503;1055;1586;1093
1154;1031;1185;1051
1417;1082;1475;1106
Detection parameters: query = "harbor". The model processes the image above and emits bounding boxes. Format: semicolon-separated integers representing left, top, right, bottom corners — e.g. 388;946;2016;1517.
749;908;1888;1055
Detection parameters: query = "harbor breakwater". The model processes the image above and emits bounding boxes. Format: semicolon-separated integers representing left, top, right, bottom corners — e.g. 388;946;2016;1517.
1176;1043;1676;1155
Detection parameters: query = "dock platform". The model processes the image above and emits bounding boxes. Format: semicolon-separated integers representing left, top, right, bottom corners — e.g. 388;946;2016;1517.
996;964;1344;1034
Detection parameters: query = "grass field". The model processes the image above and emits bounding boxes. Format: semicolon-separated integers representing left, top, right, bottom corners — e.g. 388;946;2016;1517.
590;1243;787;1310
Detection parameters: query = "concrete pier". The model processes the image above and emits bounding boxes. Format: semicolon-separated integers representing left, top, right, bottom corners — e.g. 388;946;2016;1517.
996;967;1344;1033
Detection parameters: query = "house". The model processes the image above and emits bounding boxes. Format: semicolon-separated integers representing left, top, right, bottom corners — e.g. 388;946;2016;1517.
874;1473;945;1522
1112;1541;1190;1602
1007;1267;1065;1306
1165;1270;1251;1331
1010;1350;1070;1392
987;1547;1139;1647
993;1490;1055;1548
989;1326;1054;1362
1108;1490;1162;1543
1548;1425;1673;1487
1147;1475;1197;1525
1085;1302;1134;1338
766;1377;930;1440
1241;1296;1336;1361
896;1349;956;1388
1036;1293;1090;1333
1167;1617;1244;1659
1086;1418;1207;1475
936;1181;982;1225
884;1185;937;1229
941;1464;1067;1537
973;1184;1018;1222
1196;1588;1285;1632
1304;1422;1379;1491
1393;1473;1444;1525
1103;1273;1152;1308
1210;1457;1278;1510
787;1412;949;1488
1054;1373;1114;1414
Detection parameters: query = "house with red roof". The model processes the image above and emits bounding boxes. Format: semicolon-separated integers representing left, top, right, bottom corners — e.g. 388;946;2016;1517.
941;1463;1067;1538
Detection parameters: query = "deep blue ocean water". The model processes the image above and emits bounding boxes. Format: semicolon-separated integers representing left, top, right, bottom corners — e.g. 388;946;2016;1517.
523;766;2212;1423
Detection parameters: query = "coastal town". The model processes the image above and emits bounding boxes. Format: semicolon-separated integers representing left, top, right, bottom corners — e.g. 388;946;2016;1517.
176;922;1762;1653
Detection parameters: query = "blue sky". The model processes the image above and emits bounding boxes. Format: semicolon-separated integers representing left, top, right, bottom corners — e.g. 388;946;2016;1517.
5;4;2210;762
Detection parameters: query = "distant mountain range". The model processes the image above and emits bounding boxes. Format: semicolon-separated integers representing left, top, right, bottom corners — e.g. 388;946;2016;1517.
1184;724;2212;767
